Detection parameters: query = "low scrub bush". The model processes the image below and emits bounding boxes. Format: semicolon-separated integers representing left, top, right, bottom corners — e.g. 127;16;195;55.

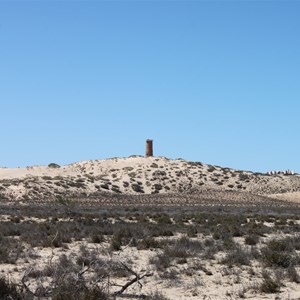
0;237;24;264
149;253;171;271
221;245;251;266
260;272;281;294
137;237;161;250
0;277;24;300
146;291;170;300
261;238;298;268
245;234;260;245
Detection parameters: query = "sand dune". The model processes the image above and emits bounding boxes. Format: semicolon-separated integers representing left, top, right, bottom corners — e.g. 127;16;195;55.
0;156;299;203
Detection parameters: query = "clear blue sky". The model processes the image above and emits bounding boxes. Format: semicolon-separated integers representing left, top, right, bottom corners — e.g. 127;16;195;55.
0;0;299;172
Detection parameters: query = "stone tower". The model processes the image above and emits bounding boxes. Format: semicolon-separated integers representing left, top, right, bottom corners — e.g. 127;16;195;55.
145;139;153;157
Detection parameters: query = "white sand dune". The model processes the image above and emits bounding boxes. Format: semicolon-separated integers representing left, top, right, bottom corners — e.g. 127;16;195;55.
0;156;299;203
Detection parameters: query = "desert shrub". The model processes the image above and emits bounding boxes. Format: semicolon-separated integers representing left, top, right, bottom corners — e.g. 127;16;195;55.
107;260;131;278
52;230;71;247
159;229;174;236
91;233;105;244
154;184;163;191
10;215;22;223
221;245;251;266
128;172;137;178
212;225;232;241
163;237;203;259
239;173;250;181
156;214;172;225
110;234;122;251
287;266;300;283
150;163;159;168
260;277;280;293
137;237;160;250
202;238;221;260
123;181;129;187
261;250;293;268
153;170;167;177
243;221;271;236
164;245;189;259
100;184;110;190
222;236;236;250
110;228;133;251
123;166;134;171
267;239;293;252
146;291;170;300
58;253;77;271
245;234;260;245
287;236;300;250
131;183;144;193
207;166;216;172
0;237;24;264
261;238;297;268
76;245;99;266
52;279;108;300
48;163;61;168
149;253;171;271
160;268;180;280
0;277;24;300
111;186;121;193
260;272;281;294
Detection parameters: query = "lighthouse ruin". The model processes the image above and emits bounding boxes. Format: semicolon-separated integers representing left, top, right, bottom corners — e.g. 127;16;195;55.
145;139;153;157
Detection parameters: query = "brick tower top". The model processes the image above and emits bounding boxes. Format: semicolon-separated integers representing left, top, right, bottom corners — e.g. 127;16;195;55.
145;139;153;157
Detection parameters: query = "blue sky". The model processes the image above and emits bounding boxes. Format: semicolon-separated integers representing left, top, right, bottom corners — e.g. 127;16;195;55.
0;1;299;172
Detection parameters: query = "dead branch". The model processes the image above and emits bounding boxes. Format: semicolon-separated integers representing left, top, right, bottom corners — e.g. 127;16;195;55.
48;230;59;267
21;268;52;297
113;262;153;296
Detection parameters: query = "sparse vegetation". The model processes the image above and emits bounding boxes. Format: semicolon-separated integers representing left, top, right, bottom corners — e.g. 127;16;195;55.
0;156;300;298
0;203;299;299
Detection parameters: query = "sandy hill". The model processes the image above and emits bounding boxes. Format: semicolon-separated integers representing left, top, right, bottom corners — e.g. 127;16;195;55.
0;156;300;203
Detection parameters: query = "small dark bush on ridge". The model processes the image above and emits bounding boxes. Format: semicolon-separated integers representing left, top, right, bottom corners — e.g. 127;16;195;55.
48;163;61;168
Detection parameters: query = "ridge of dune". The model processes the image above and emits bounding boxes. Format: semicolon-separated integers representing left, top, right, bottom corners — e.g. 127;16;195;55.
0;156;299;202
